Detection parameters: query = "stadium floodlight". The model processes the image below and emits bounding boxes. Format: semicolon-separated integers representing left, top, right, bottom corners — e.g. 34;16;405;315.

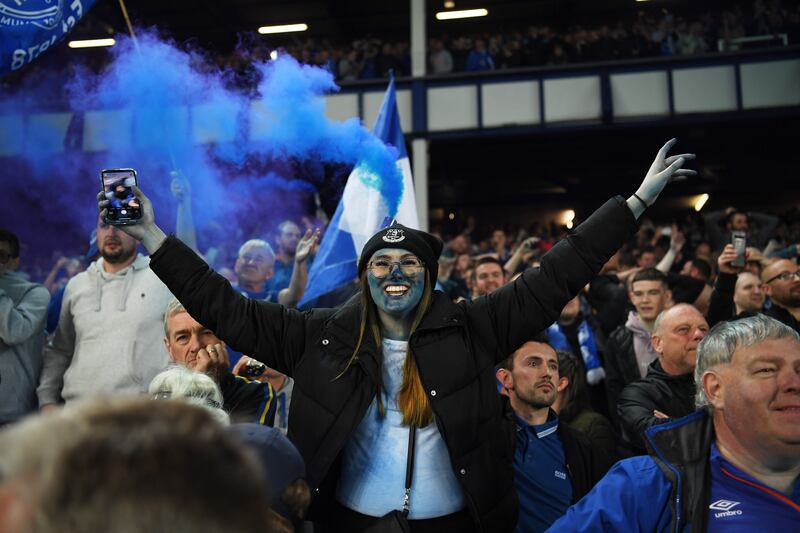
257;23;308;34
68;38;116;49
694;193;709;212
435;8;488;20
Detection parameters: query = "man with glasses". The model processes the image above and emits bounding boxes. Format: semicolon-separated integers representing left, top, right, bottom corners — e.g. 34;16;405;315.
762;258;800;333
0;229;50;424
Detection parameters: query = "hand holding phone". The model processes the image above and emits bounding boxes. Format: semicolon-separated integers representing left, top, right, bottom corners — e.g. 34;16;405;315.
97;174;168;253
100;168;141;225
731;231;747;268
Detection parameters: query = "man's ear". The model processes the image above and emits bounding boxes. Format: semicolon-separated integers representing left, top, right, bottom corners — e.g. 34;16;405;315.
702;369;725;410
762;282;773;297
163;337;175;361
556;376;569;393
651;333;663;354
496;368;513;390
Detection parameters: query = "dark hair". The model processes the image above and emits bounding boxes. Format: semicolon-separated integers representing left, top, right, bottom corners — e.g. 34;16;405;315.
726;209;747;225
618;251;637;269
639;245;656;255
0;229;20;258
689;258;712;281
631;267;668;288
499;332;551;371
555;350;591;423
472;256;505;280
339;270;434;427
269;478;312;533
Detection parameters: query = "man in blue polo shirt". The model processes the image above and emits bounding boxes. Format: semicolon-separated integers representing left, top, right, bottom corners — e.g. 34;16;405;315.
548;314;800;532
496;335;610;532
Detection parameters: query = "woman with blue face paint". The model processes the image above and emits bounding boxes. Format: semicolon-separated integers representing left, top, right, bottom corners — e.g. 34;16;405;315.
101;139;696;532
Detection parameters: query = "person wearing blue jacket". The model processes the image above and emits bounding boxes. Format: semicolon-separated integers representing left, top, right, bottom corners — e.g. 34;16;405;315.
547;314;800;532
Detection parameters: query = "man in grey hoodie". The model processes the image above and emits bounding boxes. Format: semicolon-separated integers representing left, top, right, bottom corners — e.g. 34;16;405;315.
37;216;174;409
604;268;672;429
0;230;50;424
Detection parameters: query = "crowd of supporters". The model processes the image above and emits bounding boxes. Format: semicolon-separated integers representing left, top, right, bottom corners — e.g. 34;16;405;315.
2;158;799;529
272;0;800;80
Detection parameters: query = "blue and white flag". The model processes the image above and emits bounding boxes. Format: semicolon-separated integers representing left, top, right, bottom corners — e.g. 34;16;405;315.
301;75;418;305
1;0;98;78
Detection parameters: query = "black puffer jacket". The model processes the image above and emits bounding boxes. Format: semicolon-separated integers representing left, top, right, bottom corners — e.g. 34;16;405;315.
604;324;639;425
149;197;637;532
618;359;696;454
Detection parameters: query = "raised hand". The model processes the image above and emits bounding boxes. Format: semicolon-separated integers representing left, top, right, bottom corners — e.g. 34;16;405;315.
170;171;191;203
718;244;744;275
196;342;230;383
630;139;697;218
97;184;167;253
295;228;321;264
669;225;685;252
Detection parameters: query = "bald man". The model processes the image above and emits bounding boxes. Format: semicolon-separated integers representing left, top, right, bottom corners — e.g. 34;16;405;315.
617;304;709;454
733;272;765;316
762;258;800;333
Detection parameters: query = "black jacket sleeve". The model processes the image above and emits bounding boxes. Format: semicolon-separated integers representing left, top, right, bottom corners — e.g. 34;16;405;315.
149;237;312;376
617;381;666;453
465;196;638;362
219;374;276;425
707;272;737;326
603;327;628;427
560;423;611;503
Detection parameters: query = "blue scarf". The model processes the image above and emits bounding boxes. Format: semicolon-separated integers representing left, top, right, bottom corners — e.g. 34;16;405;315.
547;319;606;385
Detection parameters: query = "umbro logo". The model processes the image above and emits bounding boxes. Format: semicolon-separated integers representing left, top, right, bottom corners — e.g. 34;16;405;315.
710;499;743;518
709;500;740;511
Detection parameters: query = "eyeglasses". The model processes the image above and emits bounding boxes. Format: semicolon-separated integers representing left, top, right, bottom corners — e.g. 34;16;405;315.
152;390;222;409
367;258;425;277
0;251;16;263
239;254;269;265
764;269;800;284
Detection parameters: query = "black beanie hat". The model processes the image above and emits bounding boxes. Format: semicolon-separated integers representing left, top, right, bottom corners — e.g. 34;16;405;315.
357;223;444;282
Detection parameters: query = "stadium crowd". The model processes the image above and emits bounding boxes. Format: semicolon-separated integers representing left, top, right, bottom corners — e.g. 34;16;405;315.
1;139;798;532
271;0;800;80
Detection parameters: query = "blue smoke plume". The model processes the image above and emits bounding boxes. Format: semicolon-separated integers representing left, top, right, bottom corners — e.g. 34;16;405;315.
0;30;403;276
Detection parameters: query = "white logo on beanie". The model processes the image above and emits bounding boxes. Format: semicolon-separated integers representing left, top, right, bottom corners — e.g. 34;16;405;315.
382;228;405;243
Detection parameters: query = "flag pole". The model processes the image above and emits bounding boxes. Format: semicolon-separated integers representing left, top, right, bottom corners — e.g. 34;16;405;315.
117;0;140;52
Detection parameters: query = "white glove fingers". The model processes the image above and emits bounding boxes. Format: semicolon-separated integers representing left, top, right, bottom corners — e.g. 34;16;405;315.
656;138;678;161
665;153;695;165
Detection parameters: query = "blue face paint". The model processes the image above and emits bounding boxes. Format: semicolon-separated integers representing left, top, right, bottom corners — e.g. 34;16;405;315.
367;248;426;321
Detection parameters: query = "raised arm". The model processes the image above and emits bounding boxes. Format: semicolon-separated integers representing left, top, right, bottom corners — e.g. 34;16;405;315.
97;186;307;376
468;139;697;359
707;244;742;326
171;172;198;253
278;228;320;308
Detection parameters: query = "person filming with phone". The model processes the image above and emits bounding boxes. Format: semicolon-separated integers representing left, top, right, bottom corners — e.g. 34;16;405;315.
98;140;696;531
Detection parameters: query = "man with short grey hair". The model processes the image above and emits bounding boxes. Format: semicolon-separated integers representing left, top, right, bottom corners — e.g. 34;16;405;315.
548;314;800;531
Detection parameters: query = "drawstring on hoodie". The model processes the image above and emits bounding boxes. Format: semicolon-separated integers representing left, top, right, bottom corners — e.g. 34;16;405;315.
91;256;142;312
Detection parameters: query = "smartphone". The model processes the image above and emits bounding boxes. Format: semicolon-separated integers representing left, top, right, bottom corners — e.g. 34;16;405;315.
241;358;267;378
731;231;747;268
100;168;141;225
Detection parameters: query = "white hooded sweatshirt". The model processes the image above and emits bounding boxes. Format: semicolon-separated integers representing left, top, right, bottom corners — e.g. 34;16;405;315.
37;254;174;405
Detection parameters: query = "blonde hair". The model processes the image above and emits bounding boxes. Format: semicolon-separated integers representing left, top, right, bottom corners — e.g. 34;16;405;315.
338;271;434;427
